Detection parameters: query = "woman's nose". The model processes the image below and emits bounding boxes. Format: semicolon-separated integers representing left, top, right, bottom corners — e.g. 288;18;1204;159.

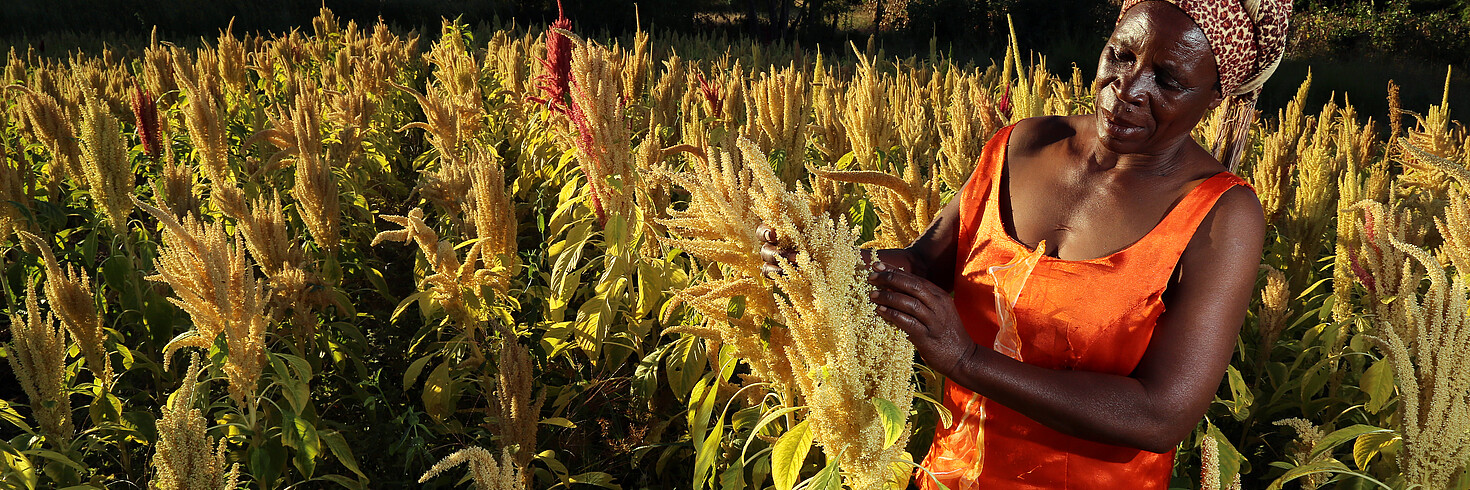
1113;69;1149;108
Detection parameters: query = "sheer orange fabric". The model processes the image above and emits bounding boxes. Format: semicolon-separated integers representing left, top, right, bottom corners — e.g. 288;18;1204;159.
917;125;1251;489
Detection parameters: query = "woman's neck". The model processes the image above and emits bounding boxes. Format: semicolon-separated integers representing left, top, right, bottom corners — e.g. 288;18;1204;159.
1081;129;1197;178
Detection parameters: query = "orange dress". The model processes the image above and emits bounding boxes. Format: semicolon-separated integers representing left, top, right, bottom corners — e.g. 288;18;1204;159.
917;125;1251;489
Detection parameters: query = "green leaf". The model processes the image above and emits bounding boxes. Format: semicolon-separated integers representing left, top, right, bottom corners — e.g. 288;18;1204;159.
314;474;364;489
694;410;724;490
690;375;719;449
742;405;806;463
726;294;746;319
666;336;706;400
719;459;746;490
402;355;433;390
0;437;37;490
634;342;673;399
270;354;312;414
540;417;577;428
249;436;286;488
568;472;621;489
1352;430;1400;470
804;456;842;490
1310;425;1392;462
281;412;321;478
320;430;367;480
1267;459;1350;490
913;392;953;429
1360;359;1394;414
535;450;570;478
390;291;428;324
0;400;31;431
88;389;123;426
871;398;905;449
363;266;397;303
772;420;814;490
422;361;455;421
634;261;664;319
18;449;83;470
1225;365;1253;421
573;298;611;363
100;255;138;311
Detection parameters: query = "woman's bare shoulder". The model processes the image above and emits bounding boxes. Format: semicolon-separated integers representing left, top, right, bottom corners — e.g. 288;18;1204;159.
1006;115;1091;159
1181;184;1266;272
1207;185;1266;235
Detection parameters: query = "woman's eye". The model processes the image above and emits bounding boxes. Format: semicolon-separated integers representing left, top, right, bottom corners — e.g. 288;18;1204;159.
1158;75;1181;90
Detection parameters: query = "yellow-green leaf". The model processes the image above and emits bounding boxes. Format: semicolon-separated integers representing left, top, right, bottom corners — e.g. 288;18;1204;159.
694;410;724;490
1360;359;1394;414
422;361;455;421
871;397;905;449
1225;365;1253;421
804;456;842;490
1352;430;1400;470
1309;425;1389;462
772;420;814;490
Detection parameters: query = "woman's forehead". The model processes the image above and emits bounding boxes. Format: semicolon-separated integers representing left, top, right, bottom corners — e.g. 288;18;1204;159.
1114;3;1212;54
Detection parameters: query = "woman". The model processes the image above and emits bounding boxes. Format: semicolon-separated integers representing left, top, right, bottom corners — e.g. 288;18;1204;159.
762;0;1291;487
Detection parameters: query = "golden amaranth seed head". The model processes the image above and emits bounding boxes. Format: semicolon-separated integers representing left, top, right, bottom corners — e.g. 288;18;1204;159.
19;231;111;387
78;86;133;232
6;279;73;444
150;353;242;490
663;137;915;489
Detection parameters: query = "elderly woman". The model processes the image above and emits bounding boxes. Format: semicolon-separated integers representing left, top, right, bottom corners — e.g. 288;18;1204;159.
760;0;1291;487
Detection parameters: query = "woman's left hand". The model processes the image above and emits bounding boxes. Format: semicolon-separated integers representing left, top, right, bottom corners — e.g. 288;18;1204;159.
867;262;978;377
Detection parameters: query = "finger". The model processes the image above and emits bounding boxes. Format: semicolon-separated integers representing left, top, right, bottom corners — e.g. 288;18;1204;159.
756;224;778;244
760;242;781;265
868;267;945;304
876;304;927;337
761;263;783;279
760;243;799;267
869;289;934;325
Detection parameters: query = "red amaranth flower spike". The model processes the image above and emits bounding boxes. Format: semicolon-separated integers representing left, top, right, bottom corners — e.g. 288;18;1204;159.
131;86;162;160
1349;251;1376;294
531;0;573;113
695;72;723;119
997;84;1012;119
565;93;608;224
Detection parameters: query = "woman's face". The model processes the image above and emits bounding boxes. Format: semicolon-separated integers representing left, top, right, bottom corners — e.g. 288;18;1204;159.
1093;1;1223;155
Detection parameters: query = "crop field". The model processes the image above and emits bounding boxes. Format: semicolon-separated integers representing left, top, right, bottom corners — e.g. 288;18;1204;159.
0;6;1468;490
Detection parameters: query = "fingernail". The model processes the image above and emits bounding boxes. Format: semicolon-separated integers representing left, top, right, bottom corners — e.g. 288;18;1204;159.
875;262;888;271
877;305;888;312
869;291;878;299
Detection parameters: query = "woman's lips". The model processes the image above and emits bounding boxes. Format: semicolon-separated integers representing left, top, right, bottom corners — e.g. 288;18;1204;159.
1101;107;1145;138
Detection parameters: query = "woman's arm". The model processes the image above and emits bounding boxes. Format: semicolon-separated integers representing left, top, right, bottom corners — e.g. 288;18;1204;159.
869;186;1265;453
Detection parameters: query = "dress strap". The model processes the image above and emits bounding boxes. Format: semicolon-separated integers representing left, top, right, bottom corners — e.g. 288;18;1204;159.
1134;171;1254;265
956;125;1017;255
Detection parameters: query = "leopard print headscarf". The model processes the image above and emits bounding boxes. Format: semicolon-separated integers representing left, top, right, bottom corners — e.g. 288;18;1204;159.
1117;0;1294;170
